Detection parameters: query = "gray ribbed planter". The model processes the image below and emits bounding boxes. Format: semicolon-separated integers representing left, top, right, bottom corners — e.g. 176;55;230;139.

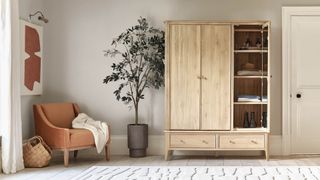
127;124;148;157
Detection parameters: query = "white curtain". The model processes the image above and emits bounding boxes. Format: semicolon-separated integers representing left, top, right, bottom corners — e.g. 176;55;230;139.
0;0;24;174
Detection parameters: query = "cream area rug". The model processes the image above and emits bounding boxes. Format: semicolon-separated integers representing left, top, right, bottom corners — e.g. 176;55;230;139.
71;166;320;180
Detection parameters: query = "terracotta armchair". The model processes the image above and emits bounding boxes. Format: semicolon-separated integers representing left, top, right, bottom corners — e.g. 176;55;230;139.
33;103;110;166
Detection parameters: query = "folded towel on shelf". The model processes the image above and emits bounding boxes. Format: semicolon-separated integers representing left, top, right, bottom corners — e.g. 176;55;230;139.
237;70;267;76
262;95;268;102
237;95;268;102
237;95;261;102
242;63;256;70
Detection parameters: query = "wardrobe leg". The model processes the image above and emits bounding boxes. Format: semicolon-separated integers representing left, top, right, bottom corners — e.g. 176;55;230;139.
265;134;269;161
265;149;269;161
64;150;69;167
165;150;173;161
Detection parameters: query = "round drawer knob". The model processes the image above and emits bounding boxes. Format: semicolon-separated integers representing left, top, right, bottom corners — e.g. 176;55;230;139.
229;140;235;144
180;140;185;144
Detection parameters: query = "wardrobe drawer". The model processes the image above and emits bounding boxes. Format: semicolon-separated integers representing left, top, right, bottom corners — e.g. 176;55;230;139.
170;134;215;148
219;135;265;149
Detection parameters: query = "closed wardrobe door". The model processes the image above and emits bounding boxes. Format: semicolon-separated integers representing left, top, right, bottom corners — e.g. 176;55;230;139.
201;25;231;130
169;25;201;130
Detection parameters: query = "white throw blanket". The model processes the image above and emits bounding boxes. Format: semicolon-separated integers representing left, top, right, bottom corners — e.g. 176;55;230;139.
72;113;109;153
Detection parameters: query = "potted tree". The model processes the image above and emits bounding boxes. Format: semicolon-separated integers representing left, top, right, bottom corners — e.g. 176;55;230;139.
103;17;165;157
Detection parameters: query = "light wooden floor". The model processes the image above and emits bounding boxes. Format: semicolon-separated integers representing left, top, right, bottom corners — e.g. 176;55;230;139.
1;155;320;180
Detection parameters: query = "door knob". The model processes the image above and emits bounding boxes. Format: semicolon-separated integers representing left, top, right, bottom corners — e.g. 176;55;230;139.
296;93;302;98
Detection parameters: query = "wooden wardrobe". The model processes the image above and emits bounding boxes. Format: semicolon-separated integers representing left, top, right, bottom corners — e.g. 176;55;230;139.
165;21;270;160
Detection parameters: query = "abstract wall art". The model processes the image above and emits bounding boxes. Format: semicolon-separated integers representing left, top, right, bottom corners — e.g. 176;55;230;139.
20;20;43;95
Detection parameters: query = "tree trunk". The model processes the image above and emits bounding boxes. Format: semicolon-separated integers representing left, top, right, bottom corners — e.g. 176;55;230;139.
135;103;139;124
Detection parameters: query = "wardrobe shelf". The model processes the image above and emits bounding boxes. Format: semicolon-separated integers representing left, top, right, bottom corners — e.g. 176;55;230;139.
234;76;268;79
234;102;268;105
233;128;268;132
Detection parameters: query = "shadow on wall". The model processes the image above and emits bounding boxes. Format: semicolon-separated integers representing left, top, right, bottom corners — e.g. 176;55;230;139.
142;88;164;135
21;95;42;139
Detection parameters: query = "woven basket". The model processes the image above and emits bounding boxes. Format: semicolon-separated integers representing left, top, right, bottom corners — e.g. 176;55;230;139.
23;136;52;168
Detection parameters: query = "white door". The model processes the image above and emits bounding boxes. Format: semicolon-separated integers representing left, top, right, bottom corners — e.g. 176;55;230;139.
287;10;320;154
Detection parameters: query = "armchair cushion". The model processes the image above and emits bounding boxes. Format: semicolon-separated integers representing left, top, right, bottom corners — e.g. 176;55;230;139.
69;129;95;148
41;103;76;128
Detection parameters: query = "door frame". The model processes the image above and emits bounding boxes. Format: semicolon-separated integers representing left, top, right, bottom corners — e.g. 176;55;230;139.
282;6;320;155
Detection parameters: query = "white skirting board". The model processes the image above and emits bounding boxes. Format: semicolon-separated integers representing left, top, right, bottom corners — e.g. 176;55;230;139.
51;135;282;158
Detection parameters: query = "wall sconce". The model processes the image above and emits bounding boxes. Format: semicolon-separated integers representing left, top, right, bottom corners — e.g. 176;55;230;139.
29;11;49;23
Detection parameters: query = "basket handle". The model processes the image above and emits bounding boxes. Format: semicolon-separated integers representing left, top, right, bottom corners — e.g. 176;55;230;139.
28;136;53;155
37;136;52;155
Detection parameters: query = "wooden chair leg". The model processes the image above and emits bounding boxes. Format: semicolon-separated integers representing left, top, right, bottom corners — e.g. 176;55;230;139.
105;144;110;161
64;150;69;167
74;150;78;159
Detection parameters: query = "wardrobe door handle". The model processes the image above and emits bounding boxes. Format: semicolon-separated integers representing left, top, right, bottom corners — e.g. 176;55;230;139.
202;140;208;144
229;140;236;144
251;140;258;144
197;76;202;79
180;140;186;144
202;76;207;80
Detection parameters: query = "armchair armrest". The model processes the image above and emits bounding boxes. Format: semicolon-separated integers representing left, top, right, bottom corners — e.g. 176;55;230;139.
73;103;80;116
33;105;70;149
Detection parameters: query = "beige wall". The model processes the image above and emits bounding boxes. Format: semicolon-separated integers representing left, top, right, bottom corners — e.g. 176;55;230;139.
20;0;320;137
19;0;45;139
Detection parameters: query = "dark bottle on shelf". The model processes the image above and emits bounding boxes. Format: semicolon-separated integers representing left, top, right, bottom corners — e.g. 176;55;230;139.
243;112;250;128
245;38;251;48
262;112;267;128
250;112;256;128
256;38;262;48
